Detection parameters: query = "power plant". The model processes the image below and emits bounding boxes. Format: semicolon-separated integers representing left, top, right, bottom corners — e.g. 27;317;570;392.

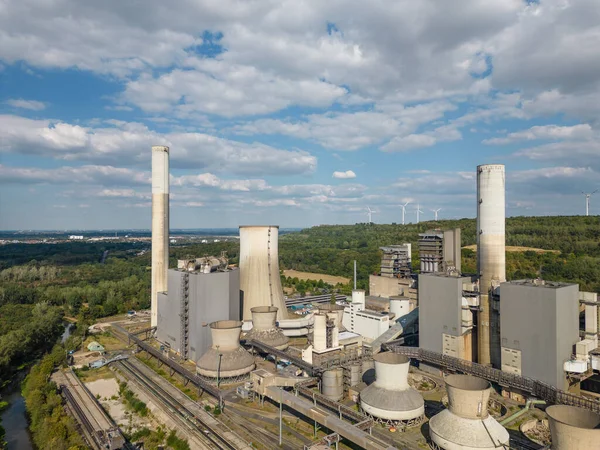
143;145;600;449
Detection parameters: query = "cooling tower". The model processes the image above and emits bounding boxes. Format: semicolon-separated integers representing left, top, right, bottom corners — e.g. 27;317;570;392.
429;374;509;450
245;306;289;350
239;226;288;321
546;405;600;450
360;353;424;425
477;164;506;366
151;145;169;328
196;320;255;379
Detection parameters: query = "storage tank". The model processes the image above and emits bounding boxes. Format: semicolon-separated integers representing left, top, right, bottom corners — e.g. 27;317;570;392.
151;145;169;328
352;289;365;306
196;320;255;380
239;226;288;321
477;164;506;366
244;306;289;350
321;368;343;401
360;353;424;425
389;296;413;319
546;405;600;450
429;374;509;449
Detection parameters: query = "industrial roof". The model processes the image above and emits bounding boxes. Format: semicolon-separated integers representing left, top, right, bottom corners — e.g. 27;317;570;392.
505;279;577;289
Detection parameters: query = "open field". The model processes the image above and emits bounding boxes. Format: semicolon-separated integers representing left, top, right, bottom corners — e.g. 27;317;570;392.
283;269;350;285
462;245;560;254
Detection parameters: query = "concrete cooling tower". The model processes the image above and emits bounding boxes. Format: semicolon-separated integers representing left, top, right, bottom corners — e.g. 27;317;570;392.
239;226;288;322
196;320;255;381
151;145;169;328
429;374;509;450
476;164;506;366
244;306;289;350
360;353;424;426
546;405;600;450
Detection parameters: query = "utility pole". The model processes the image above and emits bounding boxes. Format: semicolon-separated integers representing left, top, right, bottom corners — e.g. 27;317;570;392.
353;260;357;290
279;387;283;446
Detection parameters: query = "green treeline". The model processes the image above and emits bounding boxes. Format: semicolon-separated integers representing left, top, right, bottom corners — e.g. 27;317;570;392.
21;338;87;449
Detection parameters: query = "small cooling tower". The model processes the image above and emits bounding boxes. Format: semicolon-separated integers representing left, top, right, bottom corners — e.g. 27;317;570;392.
360;353;424;425
245;306;289;350
546;405;600;450
321;368;344;401
429;374;509;450
196;320;255;380
239;226;288;321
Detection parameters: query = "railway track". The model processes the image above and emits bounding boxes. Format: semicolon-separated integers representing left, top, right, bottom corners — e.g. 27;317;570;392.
115;359;236;450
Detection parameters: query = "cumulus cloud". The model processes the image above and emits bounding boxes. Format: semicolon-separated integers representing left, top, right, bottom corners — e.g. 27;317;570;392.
0;164;149;185
514;141;600;170
332;170;356;179
5;98;46;110
483;124;593;145
0;115;317;176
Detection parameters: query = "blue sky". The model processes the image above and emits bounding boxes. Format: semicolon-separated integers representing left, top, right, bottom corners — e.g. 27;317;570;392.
1;0;599;230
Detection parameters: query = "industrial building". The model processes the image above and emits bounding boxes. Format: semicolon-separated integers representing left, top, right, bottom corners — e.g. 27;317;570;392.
500;279;579;390
379;244;411;278
343;290;391;342
156;258;241;362
418;273;478;363
417;228;461;274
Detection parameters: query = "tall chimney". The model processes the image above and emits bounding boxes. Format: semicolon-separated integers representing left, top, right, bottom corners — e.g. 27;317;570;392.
476;164;505;366
151;145;169;328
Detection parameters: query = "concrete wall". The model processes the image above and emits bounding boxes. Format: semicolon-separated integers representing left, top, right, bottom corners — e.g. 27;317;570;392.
156;268;241;363
419;274;469;354
500;281;579;390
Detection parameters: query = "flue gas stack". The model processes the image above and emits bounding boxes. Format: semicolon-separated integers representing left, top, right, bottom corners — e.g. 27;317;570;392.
196;320;255;380
151;145;169;328
546;405;600;450
239;226;288;321
428;374;509;449
476;164;506;366
245;306;289;350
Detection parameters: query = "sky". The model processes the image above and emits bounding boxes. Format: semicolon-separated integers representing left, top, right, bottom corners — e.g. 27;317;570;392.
1;0;599;230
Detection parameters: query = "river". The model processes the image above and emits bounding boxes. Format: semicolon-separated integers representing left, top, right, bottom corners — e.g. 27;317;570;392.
0;323;73;450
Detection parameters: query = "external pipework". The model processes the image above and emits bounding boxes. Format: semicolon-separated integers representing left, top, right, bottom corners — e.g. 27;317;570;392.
477;164;506;367
239;226;288;321
151;145;169;328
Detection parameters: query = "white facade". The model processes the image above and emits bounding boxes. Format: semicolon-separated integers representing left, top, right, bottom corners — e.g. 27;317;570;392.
343;291;390;341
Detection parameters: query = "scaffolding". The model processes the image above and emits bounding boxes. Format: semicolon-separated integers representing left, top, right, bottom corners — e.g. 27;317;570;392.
418;231;444;274
380;245;411;278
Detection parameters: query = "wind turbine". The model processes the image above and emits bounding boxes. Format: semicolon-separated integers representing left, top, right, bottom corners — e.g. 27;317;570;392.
431;208;441;221
416;203;423;224
400;201;410;225
366;206;375;223
582;190;598;216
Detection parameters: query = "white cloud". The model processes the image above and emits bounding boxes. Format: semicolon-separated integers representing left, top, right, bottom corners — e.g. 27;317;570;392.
5;98;46;110
0;115;317;176
0;164;149;185
381;134;437;152
332;170;356;179
483;124;593;145
172;173;269;192
514;141;600;170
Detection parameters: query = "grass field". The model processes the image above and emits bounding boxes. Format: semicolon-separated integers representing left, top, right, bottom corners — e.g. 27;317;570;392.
283;269;350;285
462;245;560;254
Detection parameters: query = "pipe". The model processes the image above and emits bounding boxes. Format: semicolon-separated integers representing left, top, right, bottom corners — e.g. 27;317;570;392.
500;399;546;426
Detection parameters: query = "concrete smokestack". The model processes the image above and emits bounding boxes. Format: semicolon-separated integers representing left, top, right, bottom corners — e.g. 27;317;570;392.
239;226;288;321
477;164;505;366
151;145;169;328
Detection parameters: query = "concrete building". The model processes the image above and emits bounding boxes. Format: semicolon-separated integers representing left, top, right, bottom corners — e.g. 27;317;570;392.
500;279;579;390
369;275;417;300
379;244;411;278
343;290;391;342
417;228;461;274
151;145;170;328
418;273;478;362
477;164;506;367
156;261;241;363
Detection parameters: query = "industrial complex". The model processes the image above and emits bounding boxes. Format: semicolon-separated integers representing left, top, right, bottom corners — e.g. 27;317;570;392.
58;146;600;450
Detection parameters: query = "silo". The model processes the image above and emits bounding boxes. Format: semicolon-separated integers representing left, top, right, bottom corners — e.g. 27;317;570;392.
196;320;255;380
546;405;600;450
477;164;506;366
313;313;328;351
316;304;345;329
360;353;424;425
239;226;288;321
245;306;289;350
389;296;413;319
151;145;169;328
429;374;509;449
321;368;344;401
